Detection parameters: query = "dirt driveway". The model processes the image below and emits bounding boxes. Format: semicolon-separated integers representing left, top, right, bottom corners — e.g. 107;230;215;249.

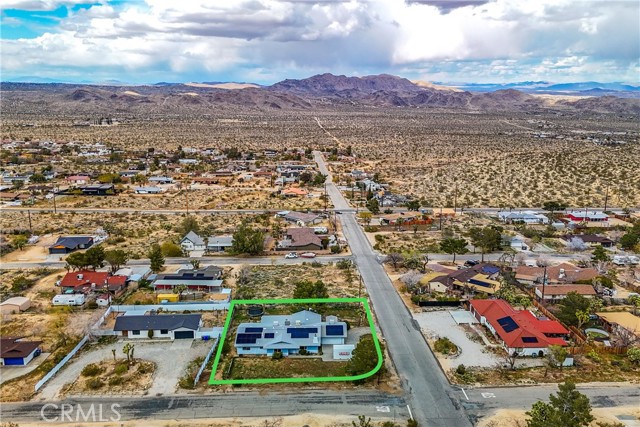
38;339;212;400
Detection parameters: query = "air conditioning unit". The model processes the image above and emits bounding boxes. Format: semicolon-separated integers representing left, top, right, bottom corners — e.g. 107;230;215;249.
77;274;83;280
295;320;301;326
273;321;279;326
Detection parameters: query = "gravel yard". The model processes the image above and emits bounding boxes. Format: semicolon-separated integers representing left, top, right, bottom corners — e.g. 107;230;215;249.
39;339;212;399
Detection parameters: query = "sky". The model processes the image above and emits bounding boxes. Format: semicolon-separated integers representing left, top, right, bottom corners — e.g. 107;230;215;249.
1;0;639;85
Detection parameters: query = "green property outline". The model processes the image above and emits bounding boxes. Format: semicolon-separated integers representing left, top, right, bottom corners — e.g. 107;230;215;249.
208;297;383;385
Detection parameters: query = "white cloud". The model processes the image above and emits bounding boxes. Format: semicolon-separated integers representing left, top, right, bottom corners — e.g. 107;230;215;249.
1;0;639;83
0;0;90;10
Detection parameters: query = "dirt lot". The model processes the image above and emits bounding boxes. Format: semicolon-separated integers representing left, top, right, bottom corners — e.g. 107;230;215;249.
478;406;640;427
62;359;156;396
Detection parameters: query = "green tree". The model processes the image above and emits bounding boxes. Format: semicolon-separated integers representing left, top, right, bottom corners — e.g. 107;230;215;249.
359;212;372;225
619;233;639;251
11;275;34;292
468;226;502;262
542;201;567;219
30;173;47;183
439;238;468;263
347;334;383;378
178;216;200;236
546;345;569;369
105;249;129;273
148;244;165;273
161;241;184;257
405;200;421;211
627;347;640;364
557;292;591;327
366;198;380;214
65;251;89;270
352;415;373;427
84;246;106;270
13;235;28;251
526;381;594;427
293;280;329;299
231;222;265;255
591;245;610;263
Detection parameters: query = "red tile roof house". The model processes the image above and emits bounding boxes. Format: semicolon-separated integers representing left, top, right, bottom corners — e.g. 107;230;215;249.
1;337;42;366
59;271;128;296
469;299;569;357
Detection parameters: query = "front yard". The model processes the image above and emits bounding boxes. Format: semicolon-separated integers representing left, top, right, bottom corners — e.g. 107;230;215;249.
229;357;348;380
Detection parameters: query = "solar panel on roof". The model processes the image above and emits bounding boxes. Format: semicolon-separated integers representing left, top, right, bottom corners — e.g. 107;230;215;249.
287;327;317;339
264;332;275;339
497;316;519;333
245;327;263;333
326;325;344;336
522;337;538;343
236;333;262;344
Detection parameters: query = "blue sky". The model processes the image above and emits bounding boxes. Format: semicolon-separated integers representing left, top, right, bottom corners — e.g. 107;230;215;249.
1;0;639;85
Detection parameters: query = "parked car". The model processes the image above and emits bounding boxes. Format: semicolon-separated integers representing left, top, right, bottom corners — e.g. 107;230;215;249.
464;260;480;267
300;252;317;258
284;252;298;259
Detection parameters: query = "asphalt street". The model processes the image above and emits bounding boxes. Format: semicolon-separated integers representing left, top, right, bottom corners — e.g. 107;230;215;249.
315;151;471;427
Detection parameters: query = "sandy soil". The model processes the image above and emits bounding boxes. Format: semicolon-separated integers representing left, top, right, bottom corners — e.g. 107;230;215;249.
478;405;640;427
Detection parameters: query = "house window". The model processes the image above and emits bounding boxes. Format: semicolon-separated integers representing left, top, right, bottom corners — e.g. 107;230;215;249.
243;347;251;351
132;330;140;335
160;329;168;335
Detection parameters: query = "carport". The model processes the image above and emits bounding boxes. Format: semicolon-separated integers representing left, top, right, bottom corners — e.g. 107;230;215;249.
449;310;478;325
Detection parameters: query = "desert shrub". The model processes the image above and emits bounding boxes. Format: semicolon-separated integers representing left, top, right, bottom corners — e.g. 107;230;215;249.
434;337;457;355
627;347;640;364
86;378;104;390
298;348;308;355
330;245;342;254
81;363;103;377
586;350;603;363
455;364;467;375
178;375;195;390
137;363;151;374
113;362;128;375
87;301;98;309
108;376;123;386
272;351;283;360
364;226;379;232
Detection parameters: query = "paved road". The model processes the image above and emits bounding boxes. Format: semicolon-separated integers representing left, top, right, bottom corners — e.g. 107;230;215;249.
315;151;471;427
461;384;640;424
0;255;352;270
0;207;352;215
2;391;409;422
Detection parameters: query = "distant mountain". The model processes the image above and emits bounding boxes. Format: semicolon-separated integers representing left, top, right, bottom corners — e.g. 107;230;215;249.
448;81;640;95
6;76;67;84
270;73;424;95
2;74;639;115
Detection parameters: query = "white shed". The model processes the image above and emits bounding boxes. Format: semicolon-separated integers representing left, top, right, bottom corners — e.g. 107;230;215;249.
0;297;31;314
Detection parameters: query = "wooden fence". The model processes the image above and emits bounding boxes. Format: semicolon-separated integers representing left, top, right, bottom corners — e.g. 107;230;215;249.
566;345;629;355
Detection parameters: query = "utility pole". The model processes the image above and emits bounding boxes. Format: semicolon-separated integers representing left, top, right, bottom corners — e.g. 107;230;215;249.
324;182;327;213
27;209;32;232
52;186;57;214
185;181;190;214
541;264;547;304
453;183;458;215
603;184;609;212
439;206;443;231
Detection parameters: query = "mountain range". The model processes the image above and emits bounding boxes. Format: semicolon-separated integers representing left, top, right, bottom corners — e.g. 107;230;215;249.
2;73;639;115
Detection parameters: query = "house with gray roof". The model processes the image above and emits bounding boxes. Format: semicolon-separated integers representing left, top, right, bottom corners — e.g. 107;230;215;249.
180;231;205;251
498;210;549;224
151;266;223;292
235;310;347;356
48;235;94;254
114;314;202;340
180;231;234;253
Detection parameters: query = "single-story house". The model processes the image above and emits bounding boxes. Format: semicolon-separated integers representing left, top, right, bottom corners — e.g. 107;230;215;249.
151;266;223;292
278;228;323;251
279;211;322;226
77;184;114;196
418;272;449;294
515;263;598;285
180;231;206;252
235;310;347;356
113;314;202;340
498;211;549;224
207;235;233;252
448;264;502;295
470;299;569;356
535;284;597;302
96;293;112;307
380;213;418;226
566;211;609;223
561;234;614;248
281;187;309;197
48;236;94;254
0;296;31;314
134;186;163;194
596;312;640;340
59;270;127;295
148;176;174;184
0;337;42;366
66;175;90;185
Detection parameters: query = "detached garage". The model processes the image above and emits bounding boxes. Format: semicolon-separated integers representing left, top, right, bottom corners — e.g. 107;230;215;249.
113;314;202;340
0;297;31;314
0;338;42;366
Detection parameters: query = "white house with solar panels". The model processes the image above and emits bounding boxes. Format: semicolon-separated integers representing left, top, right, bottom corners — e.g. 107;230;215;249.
234;310;347;356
